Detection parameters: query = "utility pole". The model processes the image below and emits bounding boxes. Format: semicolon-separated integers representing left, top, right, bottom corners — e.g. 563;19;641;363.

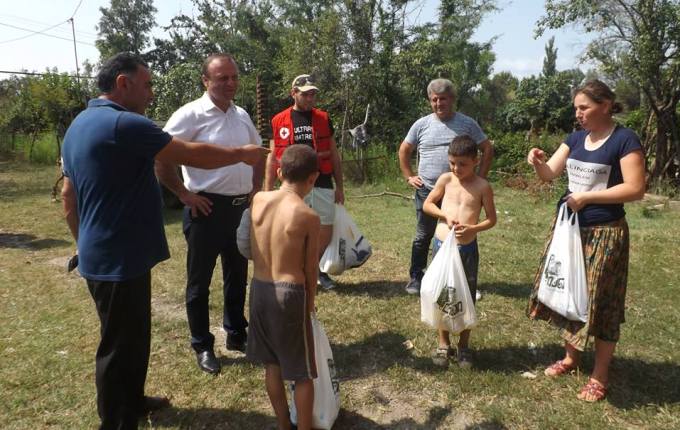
68;17;85;105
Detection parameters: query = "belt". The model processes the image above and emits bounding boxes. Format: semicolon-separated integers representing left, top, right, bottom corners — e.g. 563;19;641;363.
198;192;249;206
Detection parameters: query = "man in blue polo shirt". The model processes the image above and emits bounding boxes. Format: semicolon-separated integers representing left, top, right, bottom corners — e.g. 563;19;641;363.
61;52;267;430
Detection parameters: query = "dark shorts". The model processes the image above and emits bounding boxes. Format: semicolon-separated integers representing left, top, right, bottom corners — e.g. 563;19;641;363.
246;278;317;381
432;238;479;304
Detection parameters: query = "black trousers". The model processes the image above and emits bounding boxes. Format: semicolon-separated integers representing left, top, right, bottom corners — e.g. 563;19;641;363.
87;272;151;430
183;192;248;353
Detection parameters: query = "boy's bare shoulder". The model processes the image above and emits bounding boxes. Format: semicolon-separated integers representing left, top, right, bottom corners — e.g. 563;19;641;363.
438;172;454;183
288;198;320;227
251;190;275;216
471;174;492;190
251;190;265;206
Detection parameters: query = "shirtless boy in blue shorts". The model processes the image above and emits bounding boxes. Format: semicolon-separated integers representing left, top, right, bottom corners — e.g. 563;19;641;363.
423;135;497;368
247;144;320;430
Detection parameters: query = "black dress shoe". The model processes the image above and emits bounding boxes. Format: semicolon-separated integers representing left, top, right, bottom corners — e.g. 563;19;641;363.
196;350;221;375
226;333;247;353
137;396;170;416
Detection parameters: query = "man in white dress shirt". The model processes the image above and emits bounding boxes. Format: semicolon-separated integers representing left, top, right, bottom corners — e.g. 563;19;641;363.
156;54;264;375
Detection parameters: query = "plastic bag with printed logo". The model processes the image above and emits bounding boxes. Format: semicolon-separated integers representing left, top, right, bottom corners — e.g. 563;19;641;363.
420;229;477;334
537;203;588;322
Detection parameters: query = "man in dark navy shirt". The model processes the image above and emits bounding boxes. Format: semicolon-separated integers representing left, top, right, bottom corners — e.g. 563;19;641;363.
61;53;267;430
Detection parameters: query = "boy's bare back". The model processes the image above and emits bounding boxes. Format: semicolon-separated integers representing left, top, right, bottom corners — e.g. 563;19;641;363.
434;172;494;243
250;190;320;286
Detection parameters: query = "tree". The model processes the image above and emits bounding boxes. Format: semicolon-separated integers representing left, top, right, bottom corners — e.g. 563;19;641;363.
96;0;157;61
142;0;499;154
538;0;680;180
436;0;497;117
499;36;584;136
147;63;203;121
0;71;86;161
477;71;518;128
542;36;557;77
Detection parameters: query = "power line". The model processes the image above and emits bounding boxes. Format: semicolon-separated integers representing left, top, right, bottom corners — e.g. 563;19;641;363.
0;13;98;38
0;21;96;46
0;20;67;45
70;0;86;19
0;70;95;79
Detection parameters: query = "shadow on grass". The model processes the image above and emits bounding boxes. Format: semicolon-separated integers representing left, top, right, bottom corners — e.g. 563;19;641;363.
465;420;508;430
481;282;533;299
218;355;249;367
330;281;409;298
144;407;272;429
0;232;70;249
333;331;441;380
473;343;565;374
145;405;452;429
336;405;451;429
329;281;534;301
474;344;680;409
607;356;680;409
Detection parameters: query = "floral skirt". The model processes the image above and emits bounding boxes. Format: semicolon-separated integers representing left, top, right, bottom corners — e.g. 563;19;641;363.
527;217;630;351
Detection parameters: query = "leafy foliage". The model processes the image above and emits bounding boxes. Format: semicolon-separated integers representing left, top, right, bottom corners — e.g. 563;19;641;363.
148;63;203;121
145;0;499;148
4;0;679;188
0;72;88;161
538;0;680;180
95;0;157;61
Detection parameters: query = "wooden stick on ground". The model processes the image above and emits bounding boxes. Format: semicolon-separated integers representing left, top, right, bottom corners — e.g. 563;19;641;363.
348;191;414;200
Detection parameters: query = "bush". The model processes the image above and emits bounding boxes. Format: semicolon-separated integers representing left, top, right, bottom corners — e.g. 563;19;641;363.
0;131;59;165
621;108;647;132
490;132;564;173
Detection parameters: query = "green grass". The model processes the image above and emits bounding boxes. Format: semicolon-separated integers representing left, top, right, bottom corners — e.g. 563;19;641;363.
1;160;679;429
0;132;61;165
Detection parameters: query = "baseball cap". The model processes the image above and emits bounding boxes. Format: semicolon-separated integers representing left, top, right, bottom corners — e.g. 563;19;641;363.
292;74;319;92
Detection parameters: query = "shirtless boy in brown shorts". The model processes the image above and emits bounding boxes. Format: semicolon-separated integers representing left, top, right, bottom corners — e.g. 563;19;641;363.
246;144;320;430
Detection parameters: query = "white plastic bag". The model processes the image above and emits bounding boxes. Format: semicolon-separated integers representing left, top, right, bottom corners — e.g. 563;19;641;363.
420;230;477;334
319;205;372;275
236;208;251;260
289;315;340;430
537;202;588;322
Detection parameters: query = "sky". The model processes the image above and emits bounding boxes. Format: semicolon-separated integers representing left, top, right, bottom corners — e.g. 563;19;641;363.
0;0;594;79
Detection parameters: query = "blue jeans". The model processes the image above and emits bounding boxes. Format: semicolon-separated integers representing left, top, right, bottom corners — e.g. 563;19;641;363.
409;186;438;280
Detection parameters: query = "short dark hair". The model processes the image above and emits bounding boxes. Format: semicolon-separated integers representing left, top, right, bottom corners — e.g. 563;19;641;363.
280;145;318;183
97;52;148;93
201;53;237;79
573;79;623;114
448;135;478;158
